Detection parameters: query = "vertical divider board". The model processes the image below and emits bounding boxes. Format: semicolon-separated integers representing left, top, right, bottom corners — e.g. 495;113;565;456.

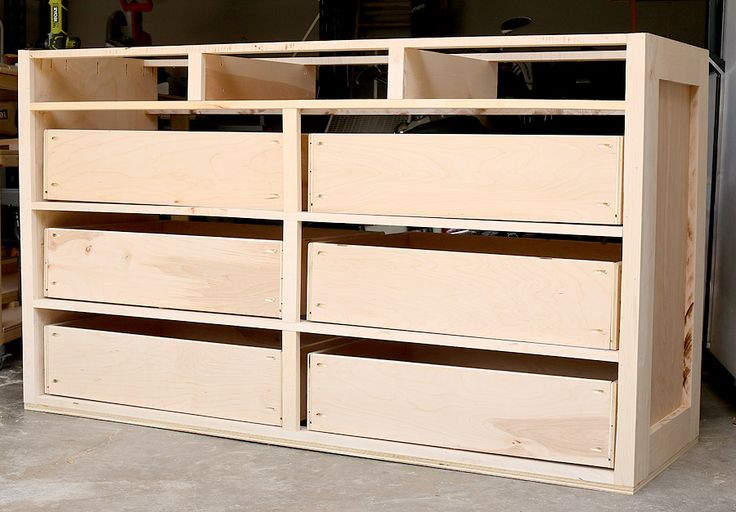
402;48;498;99
18;34;708;493
281;109;303;430
387;46;498;99
386;47;406;99
187;51;204;100
202;55;315;100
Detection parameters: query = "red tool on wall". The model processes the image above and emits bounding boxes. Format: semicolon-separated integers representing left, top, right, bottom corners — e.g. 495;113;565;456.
119;0;153;46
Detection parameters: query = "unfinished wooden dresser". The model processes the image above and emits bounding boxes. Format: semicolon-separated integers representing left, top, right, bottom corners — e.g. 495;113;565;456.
19;33;708;493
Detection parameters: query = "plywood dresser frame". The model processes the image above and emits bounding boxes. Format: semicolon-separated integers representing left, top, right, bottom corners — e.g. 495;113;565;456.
19;33;708;494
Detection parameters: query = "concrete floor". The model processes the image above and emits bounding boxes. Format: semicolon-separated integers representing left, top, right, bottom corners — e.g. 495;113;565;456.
1;346;734;512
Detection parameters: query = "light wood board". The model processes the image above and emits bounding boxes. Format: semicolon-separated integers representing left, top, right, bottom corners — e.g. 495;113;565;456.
310;133;623;224
45;322;283;425
44;129;284;209
309;347;616;467
650;80;693;425
308;241;621;349
402;49;498;99
44;227;283;317
204;54;315;101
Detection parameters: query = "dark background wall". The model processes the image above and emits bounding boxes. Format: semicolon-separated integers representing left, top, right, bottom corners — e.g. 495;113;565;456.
9;0;705;49
0;1;707;51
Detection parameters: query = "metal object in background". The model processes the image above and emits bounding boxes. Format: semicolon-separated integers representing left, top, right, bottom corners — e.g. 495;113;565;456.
119;0;153;46
707;0;736;379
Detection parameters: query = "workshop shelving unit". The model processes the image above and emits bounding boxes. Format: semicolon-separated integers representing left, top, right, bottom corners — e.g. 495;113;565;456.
0;64;21;349
0;138;20;347
19;33;708;493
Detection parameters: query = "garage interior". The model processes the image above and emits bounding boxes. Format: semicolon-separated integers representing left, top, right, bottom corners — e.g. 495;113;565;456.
0;1;735;510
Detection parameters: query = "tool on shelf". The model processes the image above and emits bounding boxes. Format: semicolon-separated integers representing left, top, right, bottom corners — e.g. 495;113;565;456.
46;0;80;49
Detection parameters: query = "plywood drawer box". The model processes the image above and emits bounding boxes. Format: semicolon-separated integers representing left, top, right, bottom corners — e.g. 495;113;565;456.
309;133;623;224
45;317;284;424
44;129;285;209
44;222;369;317
309;341;618;467
308;232;622;349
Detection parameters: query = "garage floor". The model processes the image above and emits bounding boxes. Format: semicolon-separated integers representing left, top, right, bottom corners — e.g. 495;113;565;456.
1;347;734;512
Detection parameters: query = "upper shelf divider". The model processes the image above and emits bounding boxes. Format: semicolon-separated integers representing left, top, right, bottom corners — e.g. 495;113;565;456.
28;34;632;105
200;54;316;101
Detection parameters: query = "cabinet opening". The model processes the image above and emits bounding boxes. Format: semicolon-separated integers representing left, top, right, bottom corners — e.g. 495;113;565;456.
54;219;372;243
58;219;284;240
55;315;282;348
315;338;618;381
322;230;621;263
307;115;624;136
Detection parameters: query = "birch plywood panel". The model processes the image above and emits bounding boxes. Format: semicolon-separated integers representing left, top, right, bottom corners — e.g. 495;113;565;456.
45;323;283;425
309;351;616;467
308;242;621;349
650;81;694;425
45;228;282;316
32;57;157;131
44;130;284;209
204;54;315;100
402;49;498;99
309;134;623;224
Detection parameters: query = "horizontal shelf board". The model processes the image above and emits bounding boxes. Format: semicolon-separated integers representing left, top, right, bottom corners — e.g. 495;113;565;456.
463;50;627;62
298;321;619;362
29;394;619;491
27;33;630;59
250;50;627;67
32;201;284;220
298;212;624;237
257;55;391;66
33;299;617;361
30;99;626;116
30;204;623;236
143;58;189;67
34;299;284;330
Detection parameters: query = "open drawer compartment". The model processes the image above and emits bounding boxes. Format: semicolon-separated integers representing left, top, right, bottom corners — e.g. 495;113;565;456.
44;129;288;210
45;316;336;425
309;133;623;224
44;221;371;317
307;231;622;349
308;340;618;467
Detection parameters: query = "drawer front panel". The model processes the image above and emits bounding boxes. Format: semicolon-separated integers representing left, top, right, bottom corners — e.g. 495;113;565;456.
308;243;620;349
309;353;616;467
44;129;284;209
309;133;623;224
45;228;282;317
45;325;282;425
